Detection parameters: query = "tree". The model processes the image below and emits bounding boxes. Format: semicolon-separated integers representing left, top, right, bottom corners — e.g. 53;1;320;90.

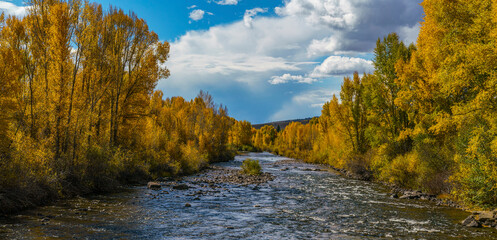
230;120;253;147
339;72;368;154
363;33;414;151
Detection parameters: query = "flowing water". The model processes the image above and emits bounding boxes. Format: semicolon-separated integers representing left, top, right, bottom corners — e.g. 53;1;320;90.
1;152;496;239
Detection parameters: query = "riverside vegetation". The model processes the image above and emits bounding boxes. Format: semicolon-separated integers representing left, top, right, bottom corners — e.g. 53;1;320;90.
252;0;497;211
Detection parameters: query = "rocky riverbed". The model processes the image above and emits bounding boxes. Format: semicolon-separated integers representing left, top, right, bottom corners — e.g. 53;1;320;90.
147;165;275;192
188;165;275;185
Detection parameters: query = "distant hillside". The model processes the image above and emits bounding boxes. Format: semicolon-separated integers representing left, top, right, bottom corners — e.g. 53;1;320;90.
252;117;316;130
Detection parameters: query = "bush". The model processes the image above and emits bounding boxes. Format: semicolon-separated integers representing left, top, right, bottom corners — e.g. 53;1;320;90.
241;158;262;175
345;152;373;180
239;145;259;152
179;144;208;175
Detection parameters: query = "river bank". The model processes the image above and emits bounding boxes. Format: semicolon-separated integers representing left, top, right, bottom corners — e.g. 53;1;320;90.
1;152;496;239
0;155;235;216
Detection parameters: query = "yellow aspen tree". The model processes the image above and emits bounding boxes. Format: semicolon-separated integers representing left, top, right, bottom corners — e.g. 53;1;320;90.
47;2;72;160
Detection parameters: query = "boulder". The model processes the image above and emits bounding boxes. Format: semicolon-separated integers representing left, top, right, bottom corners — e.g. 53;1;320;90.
185;203;191;207
474;211;497;227
147;182;161;190
462;215;482;228
475;211;494;221
398;190;431;200
399;191;421;199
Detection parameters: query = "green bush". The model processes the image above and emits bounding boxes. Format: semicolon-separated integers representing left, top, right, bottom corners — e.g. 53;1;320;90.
241;158;262;175
239;145;259;152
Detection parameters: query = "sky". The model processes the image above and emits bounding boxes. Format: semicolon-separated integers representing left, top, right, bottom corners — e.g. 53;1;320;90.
1;0;424;124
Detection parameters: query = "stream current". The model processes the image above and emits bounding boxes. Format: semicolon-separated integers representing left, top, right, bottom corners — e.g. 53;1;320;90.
1;152;496;239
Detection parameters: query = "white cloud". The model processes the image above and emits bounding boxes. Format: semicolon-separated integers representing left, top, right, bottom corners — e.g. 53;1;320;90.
165;16;327;91
0;1;28;17
216;0;239;5
275;0;357;29
243;8;267;28
307;36;342;57
310;56;373;78
187;5;197;9
270;89;338;121
275;0;424;57
189;9;205;21
399;22;421;45
269;73;316;85
161;0;423;121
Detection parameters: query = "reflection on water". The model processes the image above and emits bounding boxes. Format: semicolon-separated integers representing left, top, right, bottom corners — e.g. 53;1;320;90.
1;152;496;239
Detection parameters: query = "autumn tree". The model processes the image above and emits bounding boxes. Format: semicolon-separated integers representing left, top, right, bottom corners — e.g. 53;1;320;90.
364;33;415;152
339;72;369;154
230;120;253;147
253;125;277;151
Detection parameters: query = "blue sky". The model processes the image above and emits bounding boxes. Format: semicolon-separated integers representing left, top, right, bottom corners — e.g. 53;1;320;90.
1;0;424;124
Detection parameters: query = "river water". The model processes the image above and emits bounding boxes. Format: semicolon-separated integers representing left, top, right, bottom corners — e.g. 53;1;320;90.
1;152;496;239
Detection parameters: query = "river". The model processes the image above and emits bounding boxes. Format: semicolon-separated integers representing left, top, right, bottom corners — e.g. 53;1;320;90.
1;152;496;239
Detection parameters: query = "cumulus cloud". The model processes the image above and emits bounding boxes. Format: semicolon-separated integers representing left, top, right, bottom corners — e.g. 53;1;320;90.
216;0;239;5
0;1;28;17
276;0;424;57
243;8;267;28
310;56;373;78
399;22;421;45
269;73;316;85
169;0;421;88
161;0;423;122
189;9;205;21
270;89;338;121
307;36;342;57
165;16;326;91
275;0;357;29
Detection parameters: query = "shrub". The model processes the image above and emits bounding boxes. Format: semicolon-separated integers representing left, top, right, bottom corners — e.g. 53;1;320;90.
239;144;259;152
241;158;262;175
345;152;373;180
179;144;208;175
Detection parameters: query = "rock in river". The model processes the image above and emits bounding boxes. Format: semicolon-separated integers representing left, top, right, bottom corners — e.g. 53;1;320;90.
147;182;161;190
462;215;482;228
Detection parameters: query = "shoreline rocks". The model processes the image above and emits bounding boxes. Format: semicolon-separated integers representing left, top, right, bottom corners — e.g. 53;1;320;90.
147;182;161;190
389;187;461;208
462;210;497;228
329;166;372;181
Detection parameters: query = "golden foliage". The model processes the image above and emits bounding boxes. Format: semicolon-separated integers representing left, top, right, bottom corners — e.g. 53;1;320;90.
0;1;234;201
